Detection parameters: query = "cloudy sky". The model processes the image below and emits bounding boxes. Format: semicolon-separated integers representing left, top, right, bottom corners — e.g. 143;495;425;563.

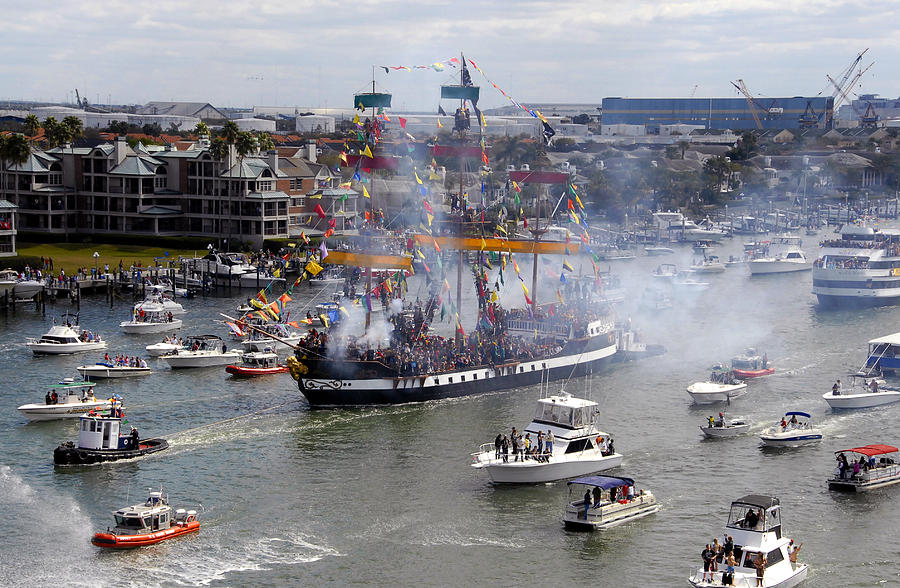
2;0;896;112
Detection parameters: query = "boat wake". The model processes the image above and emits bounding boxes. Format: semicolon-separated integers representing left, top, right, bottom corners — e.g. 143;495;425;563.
416;527;525;549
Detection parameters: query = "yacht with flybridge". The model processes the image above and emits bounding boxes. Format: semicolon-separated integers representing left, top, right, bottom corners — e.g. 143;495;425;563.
812;224;900;306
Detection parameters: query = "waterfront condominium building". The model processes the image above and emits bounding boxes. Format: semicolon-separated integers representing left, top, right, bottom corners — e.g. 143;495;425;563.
0;137;357;247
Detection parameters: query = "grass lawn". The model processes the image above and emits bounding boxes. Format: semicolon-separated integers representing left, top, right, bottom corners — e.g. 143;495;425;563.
11;242;202;273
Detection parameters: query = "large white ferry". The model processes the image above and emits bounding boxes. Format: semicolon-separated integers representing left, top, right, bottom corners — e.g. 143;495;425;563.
812;225;900;306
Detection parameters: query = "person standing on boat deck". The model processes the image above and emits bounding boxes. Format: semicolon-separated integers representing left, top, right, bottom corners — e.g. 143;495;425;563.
788;539;802;563
592;486;603;507
753;552;767;586
494;434;502;459
536;431;544;455
712;538;723;572
723;552;737;586
701;544;716;582
511;433;520;462
870;378;879;393
762;353;767;369
546;430;554;457
523;433;532;460
583;489;592;519
501;435;509;463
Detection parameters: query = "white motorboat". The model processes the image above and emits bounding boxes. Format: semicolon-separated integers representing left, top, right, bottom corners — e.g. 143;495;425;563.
17;379;110;421
471;391;622;484
146;336;184;357
828;444;900;492
134;288;185;316
822;374;900;409
691;255;726;273
749;237;811;275
26;318;107;355
672;271;709;291
644;246;674;256
688;495;808;587
760;411;822;448
163;335;243;368
692;240;716;254
121;307;183;334
700;412;751;438
812;224;900;306
687;379;748;404
78;360;151;379
651;263;678;280
562;475;659;531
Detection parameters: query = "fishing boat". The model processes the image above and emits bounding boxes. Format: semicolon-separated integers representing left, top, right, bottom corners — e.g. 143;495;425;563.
688;495;808;587
225;350;288;377
54;402;168;465
687;370;748;404
644;246;674;256
828;445;900;492
120;306;182;334
134;288;185;316
17;379;110;421
759;411;822;448
749;236;811;275
732;349;773;378
812;224;900;306
163;335;242;368
91;489;199;549
25;314;107;355
651;263;677;280
822;373;900;409
691;255;726;273
470;391;622;484
0;269;44;300
700;412;751;438
77;359;151;379
562;475;659;531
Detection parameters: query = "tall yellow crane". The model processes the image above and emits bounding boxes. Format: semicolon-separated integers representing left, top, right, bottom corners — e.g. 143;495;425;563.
731;79;764;130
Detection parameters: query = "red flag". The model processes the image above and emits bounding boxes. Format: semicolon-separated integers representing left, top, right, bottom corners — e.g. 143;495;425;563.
567;198;575;210
481;152;489;165
314;204;326;219
423;200;434;215
324;228;335;238
328;218;336;228
523;218;528;229
282;253;290;261
399;117;407;129
524;293;533;305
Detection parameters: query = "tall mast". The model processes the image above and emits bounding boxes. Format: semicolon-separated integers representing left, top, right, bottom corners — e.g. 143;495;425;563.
365;65;376;332
455;51;465;350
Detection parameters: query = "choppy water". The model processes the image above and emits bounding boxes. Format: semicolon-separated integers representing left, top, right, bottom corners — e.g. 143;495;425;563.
2;238;899;587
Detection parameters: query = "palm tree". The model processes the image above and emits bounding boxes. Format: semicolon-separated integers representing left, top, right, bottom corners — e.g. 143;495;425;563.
210;137;229;246
23;114;41;143
222;120;239;144
42;117;60;148
1;134;31;209
256;132;275;152
194;121;209;138
62;116;83;142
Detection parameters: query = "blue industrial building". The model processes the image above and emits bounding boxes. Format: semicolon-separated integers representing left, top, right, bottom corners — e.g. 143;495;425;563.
601;96;834;132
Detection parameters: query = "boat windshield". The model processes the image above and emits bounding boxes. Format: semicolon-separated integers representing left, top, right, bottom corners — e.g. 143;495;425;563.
114;515;146;529
726;503;781;534
534;403;591;428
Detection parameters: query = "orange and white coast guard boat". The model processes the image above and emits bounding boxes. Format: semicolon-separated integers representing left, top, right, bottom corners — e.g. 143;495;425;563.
91;489;199;549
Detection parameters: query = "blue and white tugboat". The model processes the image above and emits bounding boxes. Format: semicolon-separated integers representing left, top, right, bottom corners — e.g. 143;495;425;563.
689;495;808;587
54;401;168;465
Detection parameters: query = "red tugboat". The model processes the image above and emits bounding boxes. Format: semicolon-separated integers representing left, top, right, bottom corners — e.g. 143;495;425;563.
225;350;288;377
731;348;774;379
91;489;199;548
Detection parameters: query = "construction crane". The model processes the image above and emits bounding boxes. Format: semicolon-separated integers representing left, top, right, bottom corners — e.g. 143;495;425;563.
826;61;875;126
731;79;765;130
690;85;698;98
823;49;871;124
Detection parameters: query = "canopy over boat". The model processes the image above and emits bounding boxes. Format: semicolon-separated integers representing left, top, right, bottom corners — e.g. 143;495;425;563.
785;411;811;418
867;332;900;346
732;494;780;511
836;444;898;457
567;475;635;489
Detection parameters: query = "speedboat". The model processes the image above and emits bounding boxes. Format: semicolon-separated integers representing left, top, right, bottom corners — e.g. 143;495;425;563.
700;412;751;438
91;489;199;549
760;411;822;448
692;240;716;253
562;475;659;531
54;401;168;465
732;349;774;378
26;317;107;355
163;334;243;368
688;495;808;587
687;370;747;404
644;246;674;256
822;374;900;409
134;288;185;316
691;255;726;273
225;350;288;377
0;269;44;300
146;336;184;357
77;360;151;379
749;251;811;275
651;263;678;280
121;307;182;334
828;445;900;492
672;271;709;291
17;379;110;421
470;391;622;484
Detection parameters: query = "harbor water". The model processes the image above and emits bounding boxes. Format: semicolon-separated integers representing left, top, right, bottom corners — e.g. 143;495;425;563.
2;238;899;587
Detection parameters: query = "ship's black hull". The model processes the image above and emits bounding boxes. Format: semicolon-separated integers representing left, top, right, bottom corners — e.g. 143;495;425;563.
295;333;617;407
53;438;169;465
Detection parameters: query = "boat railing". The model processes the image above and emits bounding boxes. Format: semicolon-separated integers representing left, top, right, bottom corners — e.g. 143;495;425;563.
834;462;900;483
471;443;552;465
688;568;754;587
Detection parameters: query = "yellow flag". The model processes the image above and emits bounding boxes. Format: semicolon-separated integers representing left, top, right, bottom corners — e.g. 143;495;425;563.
437;120;443;128
339;181;351;188
340;152;348;165
352;114;360;124
426;213;434;226
481;237;487;250
273;267;281;278
305;260;324;276
490;291;498;303
575;194;584;209
415;171;423;185
363;185;370;198
521;282;530;297
319;314;330;328
362;145;374;158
